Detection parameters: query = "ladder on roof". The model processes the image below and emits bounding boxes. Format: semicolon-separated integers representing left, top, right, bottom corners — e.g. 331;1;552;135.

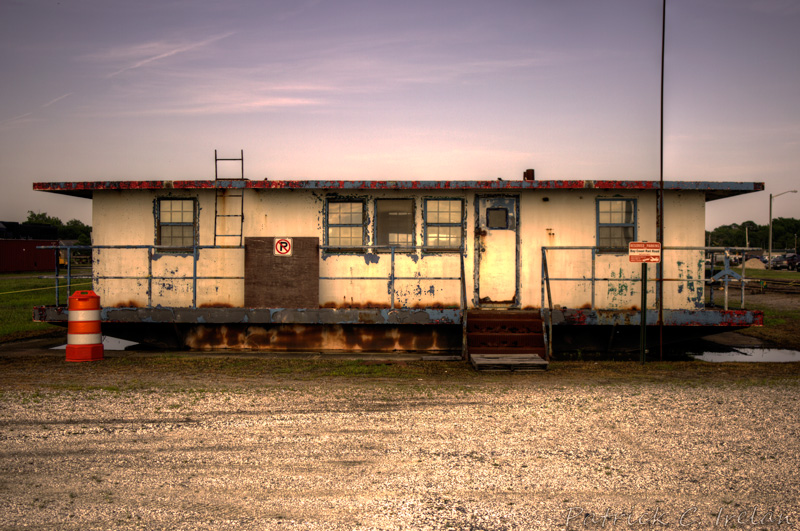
213;149;245;247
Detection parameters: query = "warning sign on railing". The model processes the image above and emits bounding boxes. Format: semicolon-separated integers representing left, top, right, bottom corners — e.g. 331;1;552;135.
629;242;661;263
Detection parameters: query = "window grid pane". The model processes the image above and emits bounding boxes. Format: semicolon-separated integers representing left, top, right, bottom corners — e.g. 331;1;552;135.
327;201;365;247
597;199;635;251
158;199;195;251
427;226;462;248
425;199;463;249
328;226;362;247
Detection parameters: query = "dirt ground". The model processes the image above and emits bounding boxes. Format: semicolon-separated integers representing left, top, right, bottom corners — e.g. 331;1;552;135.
1;346;799;530
1;292;799;530
734;292;800;350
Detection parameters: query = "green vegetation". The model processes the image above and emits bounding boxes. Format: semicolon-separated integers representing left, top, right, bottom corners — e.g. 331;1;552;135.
25;211;92;245
740;303;800;349
706;218;799;251
0;356;797;393
733;268;799;280
0;274;82;341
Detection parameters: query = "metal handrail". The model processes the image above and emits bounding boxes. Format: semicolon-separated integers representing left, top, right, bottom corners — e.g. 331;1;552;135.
318;245;465;309
541;250;554;361
39;244;245;307
540;245;758;313
40;243;466;312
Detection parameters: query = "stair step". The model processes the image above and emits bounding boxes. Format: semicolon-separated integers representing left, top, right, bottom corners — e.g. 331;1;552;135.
467;323;542;334
468;346;547;356
467;332;543;348
466;310;540;316
470;353;548;371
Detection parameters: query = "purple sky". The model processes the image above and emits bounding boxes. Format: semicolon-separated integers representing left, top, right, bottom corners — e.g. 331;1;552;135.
1;0;798;230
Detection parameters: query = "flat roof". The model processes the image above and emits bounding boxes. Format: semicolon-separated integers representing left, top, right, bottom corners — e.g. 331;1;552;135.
33;179;764;201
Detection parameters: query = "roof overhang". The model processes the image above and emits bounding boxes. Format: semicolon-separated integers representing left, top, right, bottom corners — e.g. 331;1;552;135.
33;179;765;201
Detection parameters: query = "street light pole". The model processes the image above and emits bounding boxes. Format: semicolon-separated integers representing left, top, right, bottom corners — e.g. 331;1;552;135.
768;190;798;268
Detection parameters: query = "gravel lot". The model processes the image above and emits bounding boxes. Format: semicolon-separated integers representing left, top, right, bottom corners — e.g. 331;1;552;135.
1;354;799;530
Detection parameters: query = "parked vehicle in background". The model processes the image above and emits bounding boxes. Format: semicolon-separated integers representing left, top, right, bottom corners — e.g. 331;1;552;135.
785;253;799;271
770;254;790;270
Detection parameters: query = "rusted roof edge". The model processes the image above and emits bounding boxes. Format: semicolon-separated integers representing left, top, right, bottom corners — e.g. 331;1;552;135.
33;179;765;200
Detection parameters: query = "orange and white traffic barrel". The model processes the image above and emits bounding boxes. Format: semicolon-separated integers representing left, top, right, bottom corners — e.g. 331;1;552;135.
66;290;104;362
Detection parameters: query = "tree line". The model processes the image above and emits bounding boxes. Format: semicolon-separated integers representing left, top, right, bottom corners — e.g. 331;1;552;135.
706;218;799;251
25;211;92;246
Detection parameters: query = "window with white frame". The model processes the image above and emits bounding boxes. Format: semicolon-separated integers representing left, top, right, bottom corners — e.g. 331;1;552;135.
597;198;636;252
326;200;365;248
424;199;463;249
375;199;414;248
157;198;196;251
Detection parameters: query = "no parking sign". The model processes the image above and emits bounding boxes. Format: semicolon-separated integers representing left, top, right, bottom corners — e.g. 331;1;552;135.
273;238;293;256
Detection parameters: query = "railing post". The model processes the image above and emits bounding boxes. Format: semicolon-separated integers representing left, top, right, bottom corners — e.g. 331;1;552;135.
640;262;647;365
192;245;198;309
741;253;747;309
66;247;72;297
459;245;466;311
54;249;60;306
591;247;597;310
540;248;545;310
542;248;554;362
708;252;715;307
147;247;153;308
390;246;396;309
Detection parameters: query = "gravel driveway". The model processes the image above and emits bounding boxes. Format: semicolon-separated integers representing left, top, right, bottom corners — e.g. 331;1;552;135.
1;360;798;530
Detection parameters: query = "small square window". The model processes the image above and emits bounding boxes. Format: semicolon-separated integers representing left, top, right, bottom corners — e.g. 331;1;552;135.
486;208;508;229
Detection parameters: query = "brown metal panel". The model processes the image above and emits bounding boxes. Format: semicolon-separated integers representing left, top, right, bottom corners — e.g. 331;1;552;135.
0;239;58;273
244;237;319;308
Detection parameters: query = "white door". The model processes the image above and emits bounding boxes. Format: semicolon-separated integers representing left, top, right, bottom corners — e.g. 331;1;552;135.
475;196;519;307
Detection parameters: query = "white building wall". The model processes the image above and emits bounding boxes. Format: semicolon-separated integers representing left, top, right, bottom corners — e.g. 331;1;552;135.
522;190;705;310
91;187;706;311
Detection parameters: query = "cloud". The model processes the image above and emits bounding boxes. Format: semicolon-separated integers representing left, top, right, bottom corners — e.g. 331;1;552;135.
80;72;330;117
153;96;324;115
0;112;34;128
41;93;73;108
0;93;72;129
85;32;236;78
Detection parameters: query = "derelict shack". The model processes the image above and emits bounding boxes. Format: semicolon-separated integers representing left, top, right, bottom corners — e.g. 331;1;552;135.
33;175;764;363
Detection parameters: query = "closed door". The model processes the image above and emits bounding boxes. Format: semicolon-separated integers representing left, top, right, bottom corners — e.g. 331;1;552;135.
475;196;519;307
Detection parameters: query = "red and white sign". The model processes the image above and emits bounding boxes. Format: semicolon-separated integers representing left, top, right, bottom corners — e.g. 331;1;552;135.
629;241;661;263
273;238;293;256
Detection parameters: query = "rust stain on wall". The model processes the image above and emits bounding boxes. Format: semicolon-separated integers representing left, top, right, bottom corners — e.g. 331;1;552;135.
115;300;143;308
183;324;461;352
321;301;391;309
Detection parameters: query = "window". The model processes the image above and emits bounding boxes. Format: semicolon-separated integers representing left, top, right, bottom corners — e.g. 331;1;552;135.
486;207;508;229
375;199;414;248
597;198;636;252
157;198;196;251
326;200;365;248
424;199;463;249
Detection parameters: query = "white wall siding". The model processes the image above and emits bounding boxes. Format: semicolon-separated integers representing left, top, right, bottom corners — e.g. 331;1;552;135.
91;187;706;310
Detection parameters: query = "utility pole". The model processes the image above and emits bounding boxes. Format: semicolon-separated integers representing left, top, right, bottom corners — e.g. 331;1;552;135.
657;0;666;361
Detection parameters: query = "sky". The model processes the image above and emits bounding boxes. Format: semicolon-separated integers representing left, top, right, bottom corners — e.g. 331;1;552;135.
1;0;798;231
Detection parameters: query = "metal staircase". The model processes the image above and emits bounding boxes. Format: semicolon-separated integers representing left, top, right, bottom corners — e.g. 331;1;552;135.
466;310;549;370
214;150;245;247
